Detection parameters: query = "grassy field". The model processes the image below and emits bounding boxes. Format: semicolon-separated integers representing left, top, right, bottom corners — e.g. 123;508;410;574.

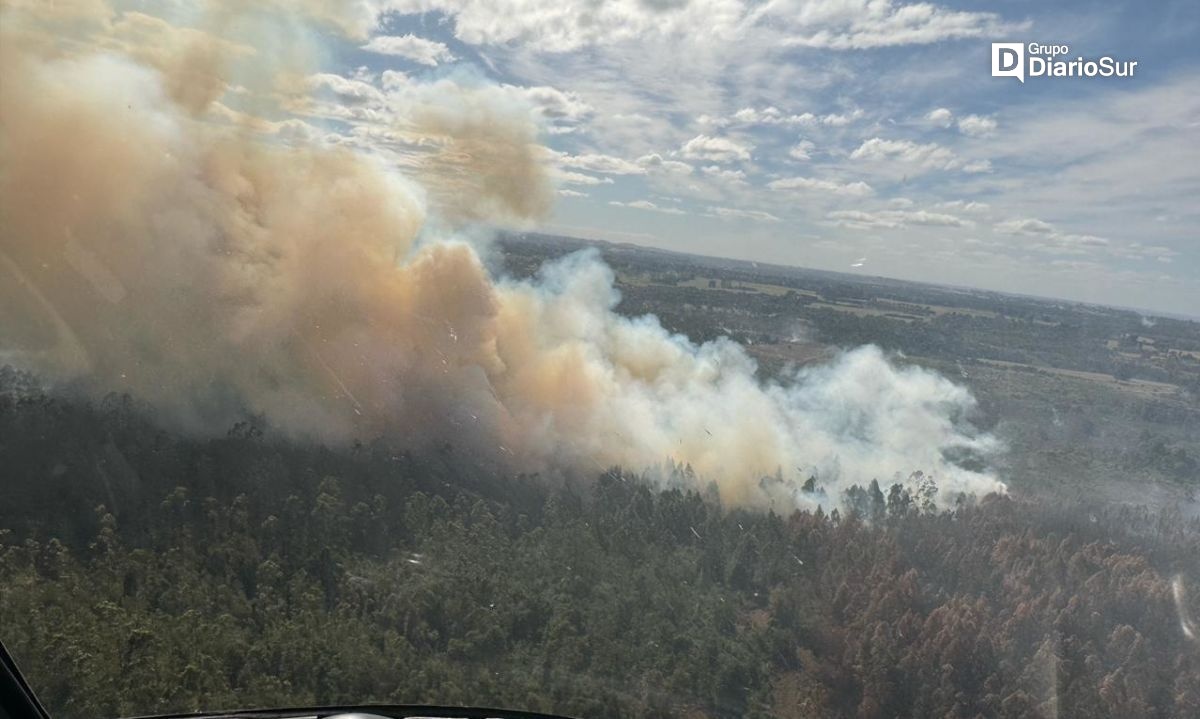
973;358;1181;398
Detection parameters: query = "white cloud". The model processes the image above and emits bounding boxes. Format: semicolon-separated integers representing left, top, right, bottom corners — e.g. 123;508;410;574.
924;110;997;137
555;169;614;186
556;152;646;175
306;73;384;104
557;188;589;197
380;69;409;90
851;137;953;166
707;206;781;222
701;165;747;183
609;199;686;215
1125;243;1180;265
972;75;1199;284
769;0;1020;50
680;134;752;162
384;0;748;52
721;107;861;128
697;113;730;128
994;218;1055;236
637;154;694;177
733;106;798;125
926;107;954;127
938;200;990;213
767;176;874;196
994;217;1113;255
1125;243;1178;259
516;84;594;131
957;114;997;137
816;109;862;127
391;0;1019;53
1045;234;1111;252
359;1;1192;316
851;137;990;173
828;208;974;229
788;140;816;161
361;35;455;65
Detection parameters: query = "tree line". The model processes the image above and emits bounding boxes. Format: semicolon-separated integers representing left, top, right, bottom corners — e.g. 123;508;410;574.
2;371;1199;718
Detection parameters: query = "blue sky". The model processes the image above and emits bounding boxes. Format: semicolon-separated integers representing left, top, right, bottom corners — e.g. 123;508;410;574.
293;1;1197;316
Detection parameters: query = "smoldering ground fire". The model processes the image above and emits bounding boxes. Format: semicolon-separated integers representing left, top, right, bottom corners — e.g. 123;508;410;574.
0;0;1005;509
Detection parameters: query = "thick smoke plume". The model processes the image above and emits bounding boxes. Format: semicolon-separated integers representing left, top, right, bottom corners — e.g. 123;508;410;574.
0;1;1005;509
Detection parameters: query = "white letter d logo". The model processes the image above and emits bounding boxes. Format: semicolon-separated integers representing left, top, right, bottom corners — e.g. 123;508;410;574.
992;42;1024;82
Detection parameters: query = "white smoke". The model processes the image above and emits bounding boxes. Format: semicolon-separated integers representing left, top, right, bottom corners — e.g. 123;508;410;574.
0;0;1005;509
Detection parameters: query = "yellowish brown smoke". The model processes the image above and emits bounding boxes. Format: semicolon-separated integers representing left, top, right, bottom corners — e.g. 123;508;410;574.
0;1;1004;509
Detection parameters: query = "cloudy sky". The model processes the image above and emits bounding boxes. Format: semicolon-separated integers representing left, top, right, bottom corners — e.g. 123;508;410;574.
252;1;1197;316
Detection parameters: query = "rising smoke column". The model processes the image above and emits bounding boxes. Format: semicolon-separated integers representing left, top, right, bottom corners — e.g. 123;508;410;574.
0;0;1005;509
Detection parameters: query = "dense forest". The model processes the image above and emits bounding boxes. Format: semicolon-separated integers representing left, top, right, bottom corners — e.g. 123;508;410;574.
3;371;1199;719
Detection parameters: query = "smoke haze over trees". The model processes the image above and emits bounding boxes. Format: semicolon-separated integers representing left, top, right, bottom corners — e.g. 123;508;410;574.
2;381;1198;718
0;0;1003;509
